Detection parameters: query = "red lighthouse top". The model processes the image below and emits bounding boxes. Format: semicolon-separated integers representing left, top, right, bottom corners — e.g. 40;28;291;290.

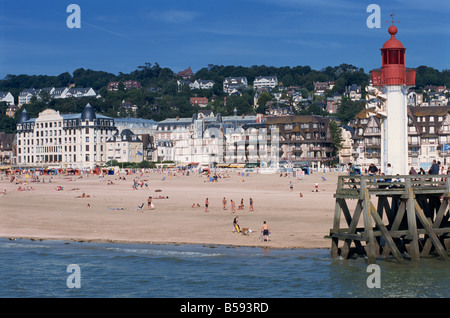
371;24;416;87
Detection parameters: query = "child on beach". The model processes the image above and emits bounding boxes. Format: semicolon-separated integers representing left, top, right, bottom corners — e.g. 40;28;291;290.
249;198;254;211
231;200;236;213
205;198;209;212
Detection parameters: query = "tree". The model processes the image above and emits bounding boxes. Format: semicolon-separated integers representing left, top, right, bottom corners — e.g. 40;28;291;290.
256;92;272;113
337;97;365;124
329;121;343;163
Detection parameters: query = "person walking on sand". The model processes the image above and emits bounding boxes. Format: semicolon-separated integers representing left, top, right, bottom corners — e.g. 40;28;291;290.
147;196;153;210
231;199;236;213
249;198;254;211
222;197;227;210
289;181;293;192
205;198;209;212
261;221;270;242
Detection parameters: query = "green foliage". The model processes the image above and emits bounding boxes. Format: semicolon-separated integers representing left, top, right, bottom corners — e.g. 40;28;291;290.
329;120;343;161
1;63;448;135
336;97;366;124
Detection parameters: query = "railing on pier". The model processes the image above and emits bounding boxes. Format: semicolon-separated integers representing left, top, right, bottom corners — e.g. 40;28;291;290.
330;174;450;264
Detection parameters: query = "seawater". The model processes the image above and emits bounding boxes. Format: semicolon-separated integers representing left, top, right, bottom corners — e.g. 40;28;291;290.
0;238;448;298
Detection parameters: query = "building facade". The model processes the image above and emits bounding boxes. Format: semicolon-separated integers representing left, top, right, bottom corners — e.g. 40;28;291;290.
253;76;278;90
106;129;144;163
15;104;116;170
265;115;333;165
351;105;450;171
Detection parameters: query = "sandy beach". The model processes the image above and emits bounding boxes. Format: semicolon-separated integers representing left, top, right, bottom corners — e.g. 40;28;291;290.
0;170;350;249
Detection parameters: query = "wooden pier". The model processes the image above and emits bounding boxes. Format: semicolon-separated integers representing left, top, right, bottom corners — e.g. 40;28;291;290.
330;174;450;263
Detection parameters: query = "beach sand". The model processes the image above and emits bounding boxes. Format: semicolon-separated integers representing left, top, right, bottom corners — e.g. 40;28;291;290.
0;170;353;249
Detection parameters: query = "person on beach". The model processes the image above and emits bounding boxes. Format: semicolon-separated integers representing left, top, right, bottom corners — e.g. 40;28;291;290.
261;221;270;242
238;198;244;210
231;200;236;213
147;196;153;210
205;198;209;212
313;183;319;192
233;215;240;233
222;197;227;210
289;181;293;192
249;198;254;211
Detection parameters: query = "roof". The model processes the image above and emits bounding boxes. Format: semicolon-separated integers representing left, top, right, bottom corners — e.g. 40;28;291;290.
115;117;158;125
265;115;329;124
409;105;450;117
381;25;405;50
108;129;142;143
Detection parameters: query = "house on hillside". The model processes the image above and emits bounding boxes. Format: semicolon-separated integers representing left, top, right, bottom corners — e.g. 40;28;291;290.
190;97;209;107
65;87;97;98
223;77;248;94
177;67;194;79
253;76;278;90
191;79;215;90
0;92;14;105
18;89;39;106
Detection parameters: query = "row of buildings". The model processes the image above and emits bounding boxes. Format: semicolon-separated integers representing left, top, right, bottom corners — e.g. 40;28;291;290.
3;102;450;172
5;103;334;170
342;105;450;169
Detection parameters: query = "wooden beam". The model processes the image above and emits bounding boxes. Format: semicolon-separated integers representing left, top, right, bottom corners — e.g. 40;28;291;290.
422;199;448;256
341;200;363;259
406;187;420;261
369;201;404;262
330;200;342;259
362;187;377;264
414;201;449;261
382;200;406;257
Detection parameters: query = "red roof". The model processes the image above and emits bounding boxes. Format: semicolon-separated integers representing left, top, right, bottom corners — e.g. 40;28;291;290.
382;25;404;49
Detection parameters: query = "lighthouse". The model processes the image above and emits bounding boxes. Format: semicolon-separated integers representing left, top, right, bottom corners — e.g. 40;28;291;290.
370;24;416;175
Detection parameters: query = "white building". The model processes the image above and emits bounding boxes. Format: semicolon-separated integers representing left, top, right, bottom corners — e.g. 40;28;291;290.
64;87;97;99
223;77;248;94
0;92;14;105
15;104;116;170
191;79;215;90
253;76;278;90
106;129;144;163
18;89;39;106
156;140;174;162
51;87;70;99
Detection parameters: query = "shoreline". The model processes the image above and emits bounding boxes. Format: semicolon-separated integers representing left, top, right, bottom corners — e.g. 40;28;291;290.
0;235;331;251
0;170;346;250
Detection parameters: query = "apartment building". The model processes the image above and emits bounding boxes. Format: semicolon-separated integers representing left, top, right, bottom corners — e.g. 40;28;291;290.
15;104;116;170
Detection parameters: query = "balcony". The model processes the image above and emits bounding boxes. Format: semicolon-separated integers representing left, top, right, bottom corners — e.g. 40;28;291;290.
365;152;381;158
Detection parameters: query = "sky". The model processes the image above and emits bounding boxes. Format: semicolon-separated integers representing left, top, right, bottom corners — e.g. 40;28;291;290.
0;0;449;79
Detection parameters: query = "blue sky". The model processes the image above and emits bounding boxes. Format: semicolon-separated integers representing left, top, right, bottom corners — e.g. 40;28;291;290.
0;0;448;78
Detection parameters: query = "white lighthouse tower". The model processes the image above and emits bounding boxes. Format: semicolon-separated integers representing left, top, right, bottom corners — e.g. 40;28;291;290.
370;24;416;175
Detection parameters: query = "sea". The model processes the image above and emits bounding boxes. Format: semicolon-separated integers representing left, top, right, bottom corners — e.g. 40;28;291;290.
0;238;449;300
